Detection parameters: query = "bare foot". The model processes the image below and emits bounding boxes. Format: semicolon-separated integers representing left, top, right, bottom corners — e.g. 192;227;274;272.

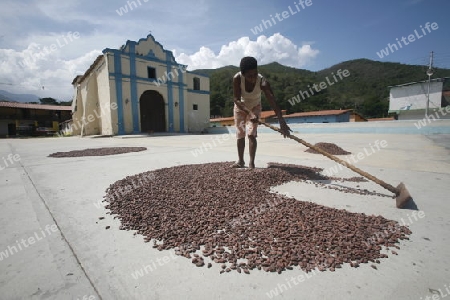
231;161;245;168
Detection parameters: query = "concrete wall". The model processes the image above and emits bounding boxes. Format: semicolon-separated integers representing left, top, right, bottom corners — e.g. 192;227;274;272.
71;86;83;135
72;70;101;136
106;53;119;135
84;73;100;136
398;107;450;121
96;56;113;135
185;71;210;132
71;55;115;136
284;112;350;124
186;92;210;132
186;72;209;91
389;81;443;112
208;119;450;135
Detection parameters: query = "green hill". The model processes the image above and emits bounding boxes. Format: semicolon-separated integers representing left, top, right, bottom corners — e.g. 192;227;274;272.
195;59;450;119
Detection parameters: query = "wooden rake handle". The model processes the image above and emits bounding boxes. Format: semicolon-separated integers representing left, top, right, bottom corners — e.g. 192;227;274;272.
258;121;399;195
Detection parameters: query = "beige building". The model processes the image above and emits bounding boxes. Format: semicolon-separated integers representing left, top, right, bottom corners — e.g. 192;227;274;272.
71;34;210;136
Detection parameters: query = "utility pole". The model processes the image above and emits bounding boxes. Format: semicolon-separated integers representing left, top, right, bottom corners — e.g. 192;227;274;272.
425;51;434;117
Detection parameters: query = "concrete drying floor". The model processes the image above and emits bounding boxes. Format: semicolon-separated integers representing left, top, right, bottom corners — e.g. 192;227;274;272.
0;132;449;300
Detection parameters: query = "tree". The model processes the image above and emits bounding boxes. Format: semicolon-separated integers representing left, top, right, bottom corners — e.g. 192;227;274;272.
59;100;72;106
199;59;450;118
39;97;59;105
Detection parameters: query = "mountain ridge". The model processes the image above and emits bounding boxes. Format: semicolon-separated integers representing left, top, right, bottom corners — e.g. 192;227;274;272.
1;59;449;119
0;89;40;103
197;58;450;118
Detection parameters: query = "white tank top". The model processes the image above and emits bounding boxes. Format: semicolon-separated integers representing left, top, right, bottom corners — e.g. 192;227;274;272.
235;71;263;109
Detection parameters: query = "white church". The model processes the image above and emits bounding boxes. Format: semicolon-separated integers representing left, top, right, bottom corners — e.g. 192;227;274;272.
70;34;210;136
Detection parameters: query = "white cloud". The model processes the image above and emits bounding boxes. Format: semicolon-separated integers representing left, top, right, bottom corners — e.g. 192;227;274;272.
174;33;319;70
302;41;316;46
0;32;319;101
0;43;100;100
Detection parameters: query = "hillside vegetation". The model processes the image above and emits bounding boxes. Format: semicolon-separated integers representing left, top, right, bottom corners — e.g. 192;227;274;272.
195;59;450;119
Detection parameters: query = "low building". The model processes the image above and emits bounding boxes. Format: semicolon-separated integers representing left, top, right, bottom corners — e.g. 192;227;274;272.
367;117;396;121
443;90;450;104
209;116;234;127
71;34;210;136
210;110;287;127
0;101;72;137
349;111;367;122
388;78;450;120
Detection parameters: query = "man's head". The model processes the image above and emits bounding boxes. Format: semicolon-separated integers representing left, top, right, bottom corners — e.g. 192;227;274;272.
240;57;258;83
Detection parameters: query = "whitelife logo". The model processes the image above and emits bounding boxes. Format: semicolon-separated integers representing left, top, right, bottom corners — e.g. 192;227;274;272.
420;283;450;300
94;172;156;209
131;252;178;279
323;140;387;176
190;134;232;157
116;0;149;16
153;65;187;86
250;0;313;35
288;69;350;106
0;224;59;262
376;22;438;59
414;107;450;129
0;153;21;171
19;32;80;69
265;264;325;298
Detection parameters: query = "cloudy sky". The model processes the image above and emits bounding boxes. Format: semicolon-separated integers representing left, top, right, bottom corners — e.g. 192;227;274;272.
0;0;448;101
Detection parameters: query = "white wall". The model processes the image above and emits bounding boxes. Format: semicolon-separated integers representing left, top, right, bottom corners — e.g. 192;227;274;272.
389;81;443;111
186;93;210;132
71;85;83;135
96;56;113;135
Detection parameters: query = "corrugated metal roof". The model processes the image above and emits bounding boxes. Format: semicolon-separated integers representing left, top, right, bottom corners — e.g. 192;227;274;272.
0;101;72;111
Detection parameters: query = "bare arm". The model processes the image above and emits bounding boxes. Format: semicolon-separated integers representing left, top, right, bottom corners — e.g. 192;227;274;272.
233;74;252;115
261;78;291;137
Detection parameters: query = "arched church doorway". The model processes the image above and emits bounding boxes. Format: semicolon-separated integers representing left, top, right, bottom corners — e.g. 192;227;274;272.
139;90;166;133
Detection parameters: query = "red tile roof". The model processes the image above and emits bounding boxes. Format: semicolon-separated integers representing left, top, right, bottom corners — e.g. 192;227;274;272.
210;110;286;122
0;101;72;111
260;109;286;119
283;109;352;118
210;116;233;122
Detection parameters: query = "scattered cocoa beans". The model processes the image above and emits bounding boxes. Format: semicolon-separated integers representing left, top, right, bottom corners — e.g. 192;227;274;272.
49;147;146;158
305;143;351;155
103;162;411;274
